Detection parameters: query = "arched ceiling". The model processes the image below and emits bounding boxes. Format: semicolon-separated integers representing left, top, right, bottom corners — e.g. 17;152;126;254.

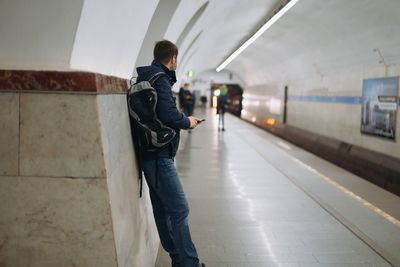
1;0;399;84
164;0;400;86
165;0;280;80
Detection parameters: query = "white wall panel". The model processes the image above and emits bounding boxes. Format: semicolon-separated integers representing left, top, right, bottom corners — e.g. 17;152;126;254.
242;66;400;158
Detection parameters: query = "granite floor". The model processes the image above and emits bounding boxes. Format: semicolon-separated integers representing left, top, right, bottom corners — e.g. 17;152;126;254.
154;108;399;267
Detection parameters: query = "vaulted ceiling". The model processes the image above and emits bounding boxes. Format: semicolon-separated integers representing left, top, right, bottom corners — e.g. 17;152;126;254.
1;0;399;87
164;0;400;86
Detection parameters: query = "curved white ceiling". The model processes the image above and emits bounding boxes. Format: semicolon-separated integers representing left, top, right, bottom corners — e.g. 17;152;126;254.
166;0;400;86
1;0;399;85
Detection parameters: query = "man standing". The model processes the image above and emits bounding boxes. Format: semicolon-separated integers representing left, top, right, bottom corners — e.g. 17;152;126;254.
179;83;194;116
178;83;188;112
217;84;229;131
136;40;205;267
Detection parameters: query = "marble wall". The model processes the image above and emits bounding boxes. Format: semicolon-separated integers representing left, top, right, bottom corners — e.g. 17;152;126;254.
0;93;18;176
97;95;159;267
19;93;106;178
0;176;117;267
0;70;159;267
0;70;127;93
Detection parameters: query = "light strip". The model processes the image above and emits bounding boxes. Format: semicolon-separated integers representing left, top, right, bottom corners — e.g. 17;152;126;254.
216;0;299;72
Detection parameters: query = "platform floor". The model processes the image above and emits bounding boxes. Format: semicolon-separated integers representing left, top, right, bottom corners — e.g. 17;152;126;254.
155;108;400;267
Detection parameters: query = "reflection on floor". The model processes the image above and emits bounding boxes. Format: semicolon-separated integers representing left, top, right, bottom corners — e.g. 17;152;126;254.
155;108;399;267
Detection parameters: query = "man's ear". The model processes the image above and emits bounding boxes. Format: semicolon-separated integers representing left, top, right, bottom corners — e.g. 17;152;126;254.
169;55;178;71
165;56;175;68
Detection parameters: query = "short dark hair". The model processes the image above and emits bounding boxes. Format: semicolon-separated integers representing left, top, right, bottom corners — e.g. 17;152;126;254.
154;40;178;64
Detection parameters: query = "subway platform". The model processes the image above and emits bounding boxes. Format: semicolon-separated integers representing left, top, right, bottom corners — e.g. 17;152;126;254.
155;108;400;267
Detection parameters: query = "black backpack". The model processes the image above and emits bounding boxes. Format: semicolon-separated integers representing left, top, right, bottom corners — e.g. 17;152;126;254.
127;72;176;152
127;72;176;196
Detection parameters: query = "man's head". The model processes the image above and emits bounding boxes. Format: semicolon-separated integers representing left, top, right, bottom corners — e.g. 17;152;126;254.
183;83;190;90
219;85;228;96
154;40;178;71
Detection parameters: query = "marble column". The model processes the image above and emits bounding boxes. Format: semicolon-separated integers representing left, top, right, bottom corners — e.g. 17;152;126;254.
0;70;159;267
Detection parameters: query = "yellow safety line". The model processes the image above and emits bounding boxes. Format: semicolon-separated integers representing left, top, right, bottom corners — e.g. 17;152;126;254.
284;151;400;228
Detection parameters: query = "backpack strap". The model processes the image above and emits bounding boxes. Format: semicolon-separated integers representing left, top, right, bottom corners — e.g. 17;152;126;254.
148;72;168;86
149;72;167;189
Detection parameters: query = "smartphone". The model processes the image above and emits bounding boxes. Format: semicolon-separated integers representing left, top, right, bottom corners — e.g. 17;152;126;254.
197;119;206;123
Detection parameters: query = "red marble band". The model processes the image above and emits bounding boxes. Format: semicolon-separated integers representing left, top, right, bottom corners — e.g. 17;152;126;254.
0;70;129;93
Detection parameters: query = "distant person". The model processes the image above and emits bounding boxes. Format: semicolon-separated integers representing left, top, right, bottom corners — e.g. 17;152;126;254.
180;83;195;116
136;40;206;267
189;90;196;116
216;85;230;131
178;83;189;112
200;95;207;107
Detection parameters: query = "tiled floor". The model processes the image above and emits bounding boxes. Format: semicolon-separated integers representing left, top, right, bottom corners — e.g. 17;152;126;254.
155;108;399;267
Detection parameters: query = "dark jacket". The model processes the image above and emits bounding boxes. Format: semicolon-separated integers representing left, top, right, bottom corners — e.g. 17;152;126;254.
136;60;190;159
217;95;229;114
178;87;185;109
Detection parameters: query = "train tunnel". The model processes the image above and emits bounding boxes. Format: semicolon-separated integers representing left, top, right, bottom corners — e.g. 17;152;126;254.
0;0;399;266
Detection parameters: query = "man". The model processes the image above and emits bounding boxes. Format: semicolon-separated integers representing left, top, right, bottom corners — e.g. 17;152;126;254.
178;83;188;112
217;84;229;131
179;83;195;116
136;40;205;267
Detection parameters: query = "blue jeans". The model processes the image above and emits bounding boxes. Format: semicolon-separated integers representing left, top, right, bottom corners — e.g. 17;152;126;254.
142;158;200;267
218;113;225;129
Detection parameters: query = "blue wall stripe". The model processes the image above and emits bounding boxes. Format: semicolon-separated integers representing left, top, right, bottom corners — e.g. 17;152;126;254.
288;96;361;104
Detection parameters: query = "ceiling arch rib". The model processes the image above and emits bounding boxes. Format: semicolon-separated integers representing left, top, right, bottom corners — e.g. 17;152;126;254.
175;1;209;49
134;0;180;70
179;30;203;66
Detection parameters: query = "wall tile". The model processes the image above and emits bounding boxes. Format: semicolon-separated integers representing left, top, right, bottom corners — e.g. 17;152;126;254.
0;93;19;175
97;95;159;267
20;93;106;178
0;176;117;267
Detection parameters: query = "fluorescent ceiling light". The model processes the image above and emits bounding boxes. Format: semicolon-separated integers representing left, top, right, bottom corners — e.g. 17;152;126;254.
216;0;299;72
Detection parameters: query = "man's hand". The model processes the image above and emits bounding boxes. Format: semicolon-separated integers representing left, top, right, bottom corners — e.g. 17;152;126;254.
188;116;201;129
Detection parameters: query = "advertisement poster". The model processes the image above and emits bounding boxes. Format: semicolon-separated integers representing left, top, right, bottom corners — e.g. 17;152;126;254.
361;77;399;140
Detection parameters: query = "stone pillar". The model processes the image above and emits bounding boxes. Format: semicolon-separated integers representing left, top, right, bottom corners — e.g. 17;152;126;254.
0;70;159;267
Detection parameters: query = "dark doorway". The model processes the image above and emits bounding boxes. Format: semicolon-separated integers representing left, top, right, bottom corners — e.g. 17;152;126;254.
210;83;243;117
